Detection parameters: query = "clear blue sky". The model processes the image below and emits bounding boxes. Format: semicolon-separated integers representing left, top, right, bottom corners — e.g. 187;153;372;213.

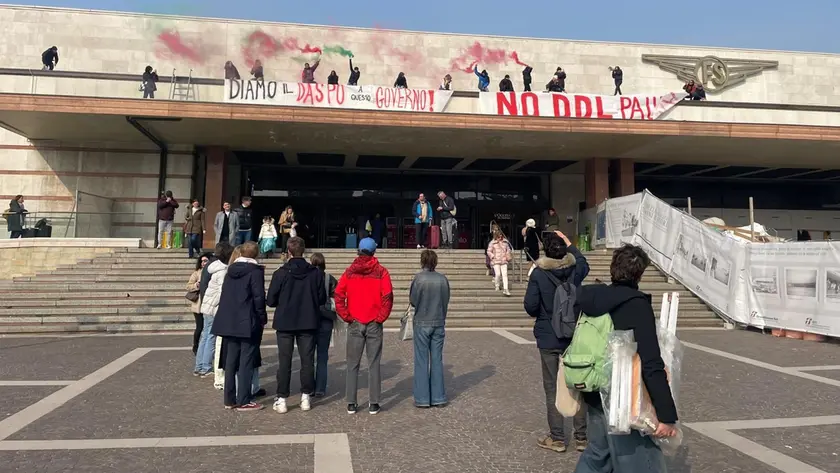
13;0;839;53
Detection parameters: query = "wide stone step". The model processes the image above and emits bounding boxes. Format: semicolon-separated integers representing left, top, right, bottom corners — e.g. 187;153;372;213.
0;308;719;327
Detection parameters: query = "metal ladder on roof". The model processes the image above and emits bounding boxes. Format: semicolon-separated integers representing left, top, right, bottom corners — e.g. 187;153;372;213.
169;68;195;101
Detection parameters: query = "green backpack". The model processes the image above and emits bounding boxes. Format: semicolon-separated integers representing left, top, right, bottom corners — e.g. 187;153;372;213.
562;313;614;392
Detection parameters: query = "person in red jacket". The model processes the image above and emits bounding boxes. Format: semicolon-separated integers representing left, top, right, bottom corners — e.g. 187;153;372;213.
334;237;393;415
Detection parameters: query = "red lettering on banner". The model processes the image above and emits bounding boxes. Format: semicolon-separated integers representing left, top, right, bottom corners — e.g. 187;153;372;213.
374;88;432;111
324;84;345;105
574;96;593;118
553;94;570;117
497;93;518;115
595;97;614;119
619;97;631;119
645;96;652;120
630;98;644;119
521;93;539;116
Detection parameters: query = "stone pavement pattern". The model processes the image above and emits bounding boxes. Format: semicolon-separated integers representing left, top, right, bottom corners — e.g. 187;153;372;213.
0;329;839;472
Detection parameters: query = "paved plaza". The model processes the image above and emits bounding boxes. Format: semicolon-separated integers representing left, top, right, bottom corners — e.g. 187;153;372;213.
0;328;839;472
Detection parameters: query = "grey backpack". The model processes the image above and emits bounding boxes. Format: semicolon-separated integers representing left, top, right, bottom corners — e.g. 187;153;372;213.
542;270;578;339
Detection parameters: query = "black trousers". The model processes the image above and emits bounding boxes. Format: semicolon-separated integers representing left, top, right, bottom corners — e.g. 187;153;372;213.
415;222;428;247
614;81;623;95
524;83;531;92
275;330;316;398
192;313;203;355
223;336;258;406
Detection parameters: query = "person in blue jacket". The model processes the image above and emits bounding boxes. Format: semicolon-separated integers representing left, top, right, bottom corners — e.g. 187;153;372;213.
412;193;434;249
474;66;490;92
523;231;590;453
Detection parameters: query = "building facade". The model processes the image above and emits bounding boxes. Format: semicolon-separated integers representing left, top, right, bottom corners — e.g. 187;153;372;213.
1;5;839;246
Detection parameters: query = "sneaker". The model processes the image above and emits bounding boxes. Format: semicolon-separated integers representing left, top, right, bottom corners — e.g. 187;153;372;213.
347;403;358;415
417;245;422;249
575;439;588;452
252;388;267;398
224;404;237;410
494;286;500;291
369;403;381;415
313;392;325;398
235;402;264;412
272;398;288;414
192;371;200;377
300;393;311;411
503;290;511;297
199;371;213;379
537;436;567;453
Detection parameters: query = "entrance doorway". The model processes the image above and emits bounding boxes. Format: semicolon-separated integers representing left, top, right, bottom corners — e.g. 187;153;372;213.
244;167;548;249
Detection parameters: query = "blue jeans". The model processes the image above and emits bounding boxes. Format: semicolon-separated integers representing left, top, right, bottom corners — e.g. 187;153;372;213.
413;325;446;406
194;315;216;373
187;233;202;258
236;229;252;245
574;404;666;473
315;321;333;394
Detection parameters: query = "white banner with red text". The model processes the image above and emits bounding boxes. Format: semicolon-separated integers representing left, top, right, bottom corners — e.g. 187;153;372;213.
593;191;839;337
478;91;686;120
224;80;453;113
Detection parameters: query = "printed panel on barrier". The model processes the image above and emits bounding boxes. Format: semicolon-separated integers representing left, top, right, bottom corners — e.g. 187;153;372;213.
632;192;682;271
605;194;642;248
595;202;607;247
670;214;747;318
747;243;840;335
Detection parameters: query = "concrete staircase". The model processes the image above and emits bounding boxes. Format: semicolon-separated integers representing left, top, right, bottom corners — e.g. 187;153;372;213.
0;248;721;333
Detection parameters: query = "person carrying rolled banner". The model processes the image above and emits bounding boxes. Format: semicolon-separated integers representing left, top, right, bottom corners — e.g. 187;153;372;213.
571;244;678;473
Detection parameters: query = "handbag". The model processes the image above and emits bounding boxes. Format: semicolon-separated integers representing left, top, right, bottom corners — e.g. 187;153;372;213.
185;290;200;302
399;304;414;341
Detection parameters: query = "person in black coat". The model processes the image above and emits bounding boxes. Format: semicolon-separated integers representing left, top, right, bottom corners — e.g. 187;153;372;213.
499;74;514;92
327;70;339;85
211;242;267;411
523;231;590;452
6;195;27;239
394;72;407;89
41;46;58;70
348;57;361;86
142;65;159;99
611;66;623;95
266;236;326;413
575;244;678;471
522;65;533;92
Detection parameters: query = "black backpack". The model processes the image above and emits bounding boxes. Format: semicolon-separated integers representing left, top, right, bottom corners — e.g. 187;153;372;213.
542;270;578;339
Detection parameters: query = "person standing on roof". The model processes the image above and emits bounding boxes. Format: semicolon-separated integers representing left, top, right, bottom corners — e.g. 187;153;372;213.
610;66;623;95
327;70;339;85
348;56;361;86
474;65;490;92
394;72;408;89
522;65;533;92
302;59;320;83
142;66;159;99
334;237;394;415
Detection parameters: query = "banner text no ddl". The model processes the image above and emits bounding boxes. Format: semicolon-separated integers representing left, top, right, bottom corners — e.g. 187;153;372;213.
482;92;685;120
226;80;448;113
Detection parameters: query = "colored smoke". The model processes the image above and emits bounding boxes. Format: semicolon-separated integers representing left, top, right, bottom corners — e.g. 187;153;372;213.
156;29;205;64
323;45;354;58
242;30;323;66
450;41;529;73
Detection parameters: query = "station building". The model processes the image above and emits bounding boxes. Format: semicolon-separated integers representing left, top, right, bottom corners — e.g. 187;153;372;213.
1;5;840;247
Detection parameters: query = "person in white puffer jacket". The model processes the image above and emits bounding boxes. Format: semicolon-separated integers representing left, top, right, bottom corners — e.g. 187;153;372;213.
195;244;234;380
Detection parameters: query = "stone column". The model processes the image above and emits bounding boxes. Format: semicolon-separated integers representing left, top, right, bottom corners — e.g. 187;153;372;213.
203;146;228;249
612;159;635;197
585;158;609;209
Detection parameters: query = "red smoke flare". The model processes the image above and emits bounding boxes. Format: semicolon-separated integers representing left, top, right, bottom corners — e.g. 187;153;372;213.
510;51;529;67
242;30;281;66
157;29;205;64
450;41;529;73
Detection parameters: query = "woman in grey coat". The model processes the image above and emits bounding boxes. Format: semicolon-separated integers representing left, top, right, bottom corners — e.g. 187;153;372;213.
409;249;450;408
